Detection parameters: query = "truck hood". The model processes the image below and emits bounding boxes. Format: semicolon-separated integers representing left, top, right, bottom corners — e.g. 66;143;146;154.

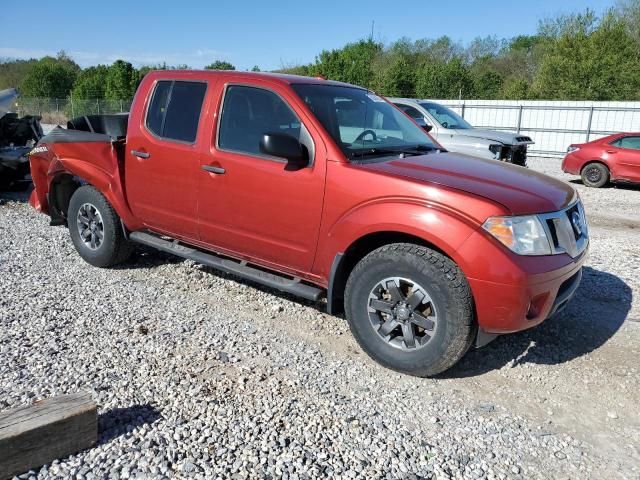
450;128;534;145
358;152;575;215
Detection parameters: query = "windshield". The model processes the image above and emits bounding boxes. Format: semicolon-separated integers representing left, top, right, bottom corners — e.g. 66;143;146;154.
291;84;437;160
419;102;472;130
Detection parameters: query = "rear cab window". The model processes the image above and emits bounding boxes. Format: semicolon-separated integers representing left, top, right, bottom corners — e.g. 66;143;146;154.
145;80;207;143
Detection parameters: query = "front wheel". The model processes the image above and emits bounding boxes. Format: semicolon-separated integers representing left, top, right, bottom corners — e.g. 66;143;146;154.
344;243;476;377
68;185;133;267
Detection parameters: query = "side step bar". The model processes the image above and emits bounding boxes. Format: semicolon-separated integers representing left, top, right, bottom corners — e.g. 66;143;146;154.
129;231;323;302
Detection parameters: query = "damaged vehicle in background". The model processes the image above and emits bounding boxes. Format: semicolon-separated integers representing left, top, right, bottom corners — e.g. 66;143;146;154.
390;98;534;166
0;88;43;190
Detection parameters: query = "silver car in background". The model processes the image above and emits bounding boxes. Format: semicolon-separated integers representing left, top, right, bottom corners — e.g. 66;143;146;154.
389;98;534;166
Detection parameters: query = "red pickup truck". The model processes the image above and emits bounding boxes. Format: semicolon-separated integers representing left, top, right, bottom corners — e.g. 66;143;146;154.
28;70;588;376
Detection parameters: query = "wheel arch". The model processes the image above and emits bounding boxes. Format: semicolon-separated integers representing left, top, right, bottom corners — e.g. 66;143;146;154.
47;158;142;230
327;231;455;315
48;172;83;225
581;159;610;173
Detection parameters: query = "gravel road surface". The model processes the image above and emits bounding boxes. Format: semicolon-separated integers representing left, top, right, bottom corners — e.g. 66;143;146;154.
1;157;638;479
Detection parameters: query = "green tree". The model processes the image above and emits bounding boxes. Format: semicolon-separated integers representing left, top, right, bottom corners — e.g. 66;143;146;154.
471;69;504;99
104;60;139;101
501;77;531;100
415;57;474;99
420;36;463;63
0;59;38;90
371;53;415;96
251;65;261;72
276;64;312;76
533;10;640;100
312;39;382;87
204;60;236;70
617;0;640;53
509;35;541;52
19;53;79;98
465;36;503;63
70;65;109;99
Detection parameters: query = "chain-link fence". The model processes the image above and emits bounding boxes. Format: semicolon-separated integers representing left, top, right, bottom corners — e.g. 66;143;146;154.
10;98;133;125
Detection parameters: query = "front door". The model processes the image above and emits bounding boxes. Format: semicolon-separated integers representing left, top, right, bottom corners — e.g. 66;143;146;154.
126;80;208;238
197;83;325;274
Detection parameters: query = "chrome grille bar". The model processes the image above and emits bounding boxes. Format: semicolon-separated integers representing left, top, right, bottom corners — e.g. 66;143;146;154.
538;200;589;258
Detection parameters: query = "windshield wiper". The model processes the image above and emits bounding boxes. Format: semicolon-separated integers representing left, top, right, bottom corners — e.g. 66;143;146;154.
349;144;438;159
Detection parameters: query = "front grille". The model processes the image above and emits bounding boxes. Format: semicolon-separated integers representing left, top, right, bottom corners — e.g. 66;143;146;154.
516;136;532;143
564;204;582;240
538;201;588;258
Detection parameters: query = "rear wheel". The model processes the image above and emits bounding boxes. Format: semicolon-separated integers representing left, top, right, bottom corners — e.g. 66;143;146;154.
581;162;609;188
344;243;476;377
67;185;133;267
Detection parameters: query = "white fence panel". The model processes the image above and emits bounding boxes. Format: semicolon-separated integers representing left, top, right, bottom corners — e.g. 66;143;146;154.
433;99;640;156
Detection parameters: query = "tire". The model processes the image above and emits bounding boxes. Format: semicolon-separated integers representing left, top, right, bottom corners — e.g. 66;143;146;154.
344;243;476;377
581;162;609;188
67;185;133;267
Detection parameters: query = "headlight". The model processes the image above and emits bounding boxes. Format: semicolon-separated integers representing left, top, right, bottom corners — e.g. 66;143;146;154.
567;145;580;153
482;215;552;255
489;144;503;159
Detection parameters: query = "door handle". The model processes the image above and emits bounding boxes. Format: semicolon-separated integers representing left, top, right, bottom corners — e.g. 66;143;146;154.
201;165;226;174
131;150;150;159
606;150;617;154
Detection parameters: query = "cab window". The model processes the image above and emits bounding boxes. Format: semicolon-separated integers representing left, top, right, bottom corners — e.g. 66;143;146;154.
396;104;424;120
218;85;302;157
611;136;640;150
146;80;207;143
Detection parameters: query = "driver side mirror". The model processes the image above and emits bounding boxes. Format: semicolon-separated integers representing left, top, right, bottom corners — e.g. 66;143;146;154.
422;123;433;133
259;132;309;169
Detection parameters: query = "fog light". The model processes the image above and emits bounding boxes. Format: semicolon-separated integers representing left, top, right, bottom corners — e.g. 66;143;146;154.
526;293;550;320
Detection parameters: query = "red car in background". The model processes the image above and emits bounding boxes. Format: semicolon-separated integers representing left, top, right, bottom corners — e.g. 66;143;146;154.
562;133;640;188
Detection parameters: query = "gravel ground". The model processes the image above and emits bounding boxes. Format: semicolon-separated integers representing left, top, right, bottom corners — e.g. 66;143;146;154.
1;157;639;479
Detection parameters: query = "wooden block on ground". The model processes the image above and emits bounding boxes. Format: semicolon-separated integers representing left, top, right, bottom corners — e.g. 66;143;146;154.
0;393;97;479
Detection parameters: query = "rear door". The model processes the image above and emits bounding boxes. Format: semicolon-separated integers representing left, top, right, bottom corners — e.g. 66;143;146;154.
126;80;208;238
609;135;640;180
197;82;326;274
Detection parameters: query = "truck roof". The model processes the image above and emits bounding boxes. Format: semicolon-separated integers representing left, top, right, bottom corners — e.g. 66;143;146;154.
144;69;365;90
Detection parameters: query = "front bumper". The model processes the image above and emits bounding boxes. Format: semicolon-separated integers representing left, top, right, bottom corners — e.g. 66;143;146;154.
466;249;587;334
561;153;582;175
455;222;588;334
499;144;528;166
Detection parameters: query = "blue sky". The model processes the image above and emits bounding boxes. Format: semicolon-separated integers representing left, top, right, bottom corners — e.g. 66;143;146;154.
2;0;615;70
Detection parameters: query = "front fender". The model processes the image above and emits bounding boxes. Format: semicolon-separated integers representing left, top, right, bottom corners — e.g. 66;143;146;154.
316;199;481;280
